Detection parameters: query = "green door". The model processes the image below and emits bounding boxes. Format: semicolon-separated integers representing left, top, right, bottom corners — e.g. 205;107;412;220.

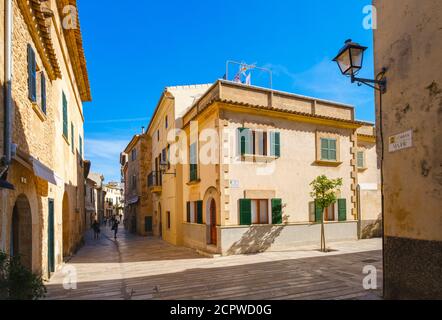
145;216;153;233
48;199;55;274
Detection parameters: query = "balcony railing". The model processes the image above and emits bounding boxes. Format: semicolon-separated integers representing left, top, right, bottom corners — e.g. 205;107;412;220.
148;171;162;188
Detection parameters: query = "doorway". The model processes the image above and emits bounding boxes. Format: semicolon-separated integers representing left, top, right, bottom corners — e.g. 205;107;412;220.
209;199;217;245
11;194;33;270
48;199;55;274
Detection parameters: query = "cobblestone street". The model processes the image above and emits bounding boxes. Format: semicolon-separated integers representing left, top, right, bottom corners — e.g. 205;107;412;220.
45;226;383;300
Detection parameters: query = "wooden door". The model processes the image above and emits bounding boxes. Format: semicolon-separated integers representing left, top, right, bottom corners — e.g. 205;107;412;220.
210;199;217;245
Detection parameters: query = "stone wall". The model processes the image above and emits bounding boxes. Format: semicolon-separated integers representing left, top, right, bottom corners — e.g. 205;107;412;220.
373;0;442;299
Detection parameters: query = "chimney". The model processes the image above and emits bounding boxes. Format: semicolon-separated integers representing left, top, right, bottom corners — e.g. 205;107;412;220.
141;126;145;134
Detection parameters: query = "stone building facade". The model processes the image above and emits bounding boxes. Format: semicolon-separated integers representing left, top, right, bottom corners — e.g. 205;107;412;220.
0;0;91;278
103;182;124;219
373;0;442;299
121;133;152;236
142;81;381;255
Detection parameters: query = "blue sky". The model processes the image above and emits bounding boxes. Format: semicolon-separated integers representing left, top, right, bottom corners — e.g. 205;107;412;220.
78;0;375;182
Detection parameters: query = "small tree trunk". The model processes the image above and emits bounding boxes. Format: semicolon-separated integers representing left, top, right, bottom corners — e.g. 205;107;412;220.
321;209;326;252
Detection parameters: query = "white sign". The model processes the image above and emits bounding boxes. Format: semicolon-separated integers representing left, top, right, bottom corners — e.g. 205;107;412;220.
230;180;240;189
389;130;413;153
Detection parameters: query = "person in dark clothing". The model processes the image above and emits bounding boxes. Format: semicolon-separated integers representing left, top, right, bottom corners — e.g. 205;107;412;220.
92;220;100;240
112;219;120;239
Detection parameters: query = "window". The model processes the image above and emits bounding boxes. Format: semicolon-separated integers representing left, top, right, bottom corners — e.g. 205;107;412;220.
186;201;203;224
166;211;171;229
357;151;365;168
189;142;198;182
320;138;337;161
62;92;68;139
313;199;347;222
165;116;168;129
39;72;47;114
27;44;37;102
71;123;75;154
239;198;282;225
270;132;281;157
238;128;280;157
131;175;137;190
157;129;160;142
251;199;269;224
131;149;137;161
79;135;83;159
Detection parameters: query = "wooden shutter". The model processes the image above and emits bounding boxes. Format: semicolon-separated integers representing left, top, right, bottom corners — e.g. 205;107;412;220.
320;138;329;160
329;139;337;160
71;123;74;153
338;199;347;221
186;202;191;223
357;151;364;168
239;199;252;225
238;128;251;155
28;44;37;102
314;200;323;223
271;199;282;224
62;92;68;138
270;132;281;157
197;201;203;224
79;135;83;159
41;73;46;113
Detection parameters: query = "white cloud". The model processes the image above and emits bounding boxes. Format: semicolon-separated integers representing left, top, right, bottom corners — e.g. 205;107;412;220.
85;138;128;182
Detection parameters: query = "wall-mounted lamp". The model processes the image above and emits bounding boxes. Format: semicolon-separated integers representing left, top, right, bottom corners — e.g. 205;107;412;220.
333;39;387;93
160;161;176;177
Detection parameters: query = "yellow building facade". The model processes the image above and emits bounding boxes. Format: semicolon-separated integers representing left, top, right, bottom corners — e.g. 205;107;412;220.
144;81;381;255
0;0;91;278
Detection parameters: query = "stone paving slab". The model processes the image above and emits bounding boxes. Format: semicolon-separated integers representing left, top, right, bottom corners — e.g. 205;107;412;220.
45;226;383;300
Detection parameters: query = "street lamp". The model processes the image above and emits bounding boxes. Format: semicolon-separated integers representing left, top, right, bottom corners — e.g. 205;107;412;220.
159;161;176;177
333;39;387;93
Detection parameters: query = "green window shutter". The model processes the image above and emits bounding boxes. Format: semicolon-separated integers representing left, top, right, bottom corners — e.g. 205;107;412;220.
186;202;191;223
338;199;347;221
314;200;323;223
329;139;337;160
28;44;37;102
357;151;364;168
239;199;252;225
196;201;203;224
71;123;74;153
270;132;281;157
271;199;282;224
238;128;251;155
41;73;46;113
62;92;68;138
79;135;83;159
274;132;280;157
321;138;329;160
320;138;337;161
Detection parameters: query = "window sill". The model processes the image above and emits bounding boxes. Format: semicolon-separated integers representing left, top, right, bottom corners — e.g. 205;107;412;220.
187;179;201;186
32;103;46;122
357;167;368;172
314;160;342;167
241;154;279;162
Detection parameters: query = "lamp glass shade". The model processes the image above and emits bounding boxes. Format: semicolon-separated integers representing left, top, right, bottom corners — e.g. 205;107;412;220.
333;40;367;76
335;49;352;75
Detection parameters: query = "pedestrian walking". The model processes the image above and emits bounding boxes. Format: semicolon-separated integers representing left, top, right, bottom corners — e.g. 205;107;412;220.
92;220;100;240
112;219;120;239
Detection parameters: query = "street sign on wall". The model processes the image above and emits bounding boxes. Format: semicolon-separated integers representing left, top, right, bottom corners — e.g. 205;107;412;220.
389;130;413;153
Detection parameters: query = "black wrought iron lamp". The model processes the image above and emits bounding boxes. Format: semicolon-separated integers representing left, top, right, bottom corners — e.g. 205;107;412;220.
333;39;387;93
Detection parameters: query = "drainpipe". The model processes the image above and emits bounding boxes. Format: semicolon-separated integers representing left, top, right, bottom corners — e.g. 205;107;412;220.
1;0;13;251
